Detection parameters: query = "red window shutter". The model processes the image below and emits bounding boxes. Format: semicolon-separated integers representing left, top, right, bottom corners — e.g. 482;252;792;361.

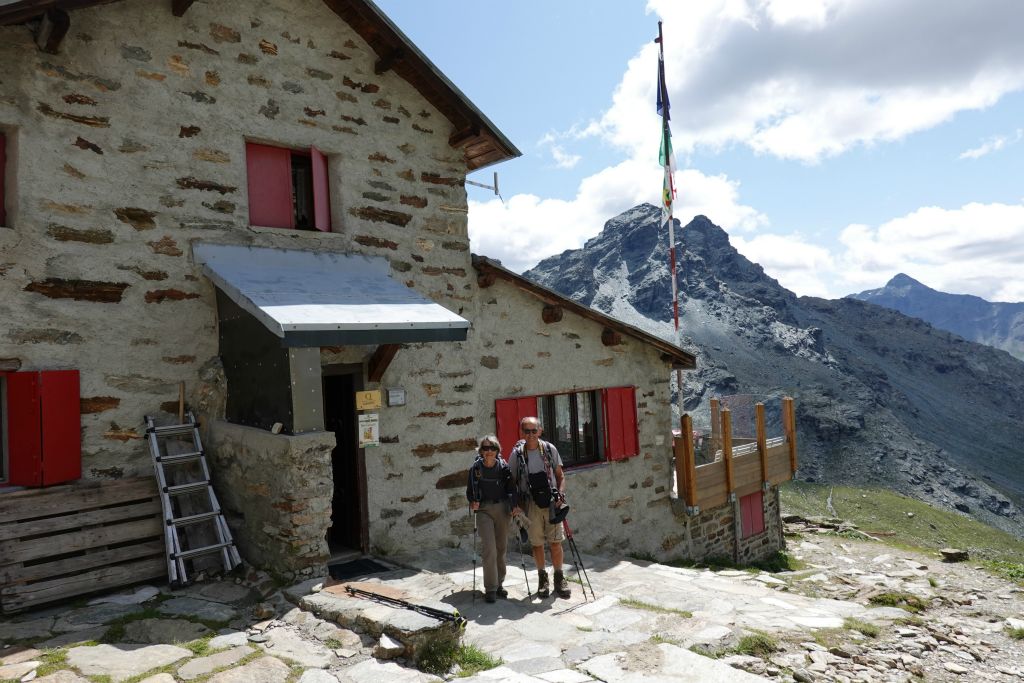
5;372;42;486
40;370;81;486
246;143;293;229
311;145;331;232
0;132;7;226
602;386;638;461
494;396;539;462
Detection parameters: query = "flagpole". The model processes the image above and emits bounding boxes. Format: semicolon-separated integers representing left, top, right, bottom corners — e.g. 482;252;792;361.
656;21;686;426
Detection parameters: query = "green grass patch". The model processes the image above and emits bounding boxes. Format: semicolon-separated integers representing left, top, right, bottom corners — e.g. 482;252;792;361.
32;648;70;678
843;617;881;638
868;592;928;613
650;634;680;645
1007;627;1024;641
927;576;938;588
576;626;593;632
454;644;502;678
620;598;693;618
415;630;461;676
894;615;925;627
810;628;845;649
666;551;804;575
183;634;214;656
781;482;1024;567
982;560;1024;586
734;633;779;657
323;638;343;649
628;551;658;563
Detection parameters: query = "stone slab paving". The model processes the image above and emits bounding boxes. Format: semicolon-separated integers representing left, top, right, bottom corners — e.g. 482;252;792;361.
35;672;90;683
52;603;145;633
123;617;211;643
159;596;238;623
66;643;192;682
176;645;253;680
257;625;334;667
205;655;291;683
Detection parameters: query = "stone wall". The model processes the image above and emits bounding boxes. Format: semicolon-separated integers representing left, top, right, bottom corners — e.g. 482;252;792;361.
0;0;471;481
676;485;785;564
205;420;334;574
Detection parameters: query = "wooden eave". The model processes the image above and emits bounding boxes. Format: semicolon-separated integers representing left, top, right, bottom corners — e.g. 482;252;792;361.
472;255;697;370
0;0;521;171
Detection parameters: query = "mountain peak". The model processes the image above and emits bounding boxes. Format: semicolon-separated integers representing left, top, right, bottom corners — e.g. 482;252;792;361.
887;273;926;288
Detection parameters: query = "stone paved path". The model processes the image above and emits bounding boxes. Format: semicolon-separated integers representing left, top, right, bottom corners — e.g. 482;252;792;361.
1;532;1021;682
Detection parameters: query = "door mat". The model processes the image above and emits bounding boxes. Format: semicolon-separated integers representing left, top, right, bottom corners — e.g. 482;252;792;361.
327;558;392;581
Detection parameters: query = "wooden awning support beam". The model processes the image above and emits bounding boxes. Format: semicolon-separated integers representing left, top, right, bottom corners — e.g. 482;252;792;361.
368;343;401;383
172;0;196;17
601;328;623;346
35;8;69;54
374;46;405;75
541;304;563;324
477;271;496;288
449;125;481;149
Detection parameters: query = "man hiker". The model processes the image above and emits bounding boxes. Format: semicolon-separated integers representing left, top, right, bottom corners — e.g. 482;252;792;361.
508;416;571;599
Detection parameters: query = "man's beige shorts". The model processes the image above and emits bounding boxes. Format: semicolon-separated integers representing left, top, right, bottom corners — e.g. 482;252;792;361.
526;500;566;546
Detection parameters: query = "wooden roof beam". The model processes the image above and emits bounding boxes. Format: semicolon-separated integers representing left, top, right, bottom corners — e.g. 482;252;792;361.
374;46;405;75
35;8;69;54
368;343;401;383
171;0;195;17
449;125;481;149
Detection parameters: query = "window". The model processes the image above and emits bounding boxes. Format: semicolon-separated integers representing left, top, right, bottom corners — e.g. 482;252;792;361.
740;491;765;538
0;131;7;226
495;386;639;468
0;370;81;487
245;142;331;231
539;391;602;467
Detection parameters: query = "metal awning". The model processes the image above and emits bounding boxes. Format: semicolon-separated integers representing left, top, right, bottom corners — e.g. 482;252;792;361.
193;243;469;347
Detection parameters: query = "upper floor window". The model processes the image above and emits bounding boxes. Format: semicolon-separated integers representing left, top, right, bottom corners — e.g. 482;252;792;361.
1;131;7;226
245;142;331;231
495;386;639;469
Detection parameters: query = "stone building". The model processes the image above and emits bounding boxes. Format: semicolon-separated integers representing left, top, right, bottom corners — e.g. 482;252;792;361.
0;0;786;578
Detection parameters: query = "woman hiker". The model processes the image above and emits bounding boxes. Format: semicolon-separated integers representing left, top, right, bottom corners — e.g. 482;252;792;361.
466;434;518;603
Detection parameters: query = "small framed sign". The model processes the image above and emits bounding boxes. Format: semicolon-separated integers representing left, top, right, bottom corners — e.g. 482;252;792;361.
355;389;382;411
386;387;406;407
358;413;379;448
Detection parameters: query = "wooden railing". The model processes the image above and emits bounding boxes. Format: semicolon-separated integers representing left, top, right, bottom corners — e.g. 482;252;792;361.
674;397;797;511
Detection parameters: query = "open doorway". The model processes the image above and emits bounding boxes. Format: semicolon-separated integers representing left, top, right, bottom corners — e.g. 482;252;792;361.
322;369;368;553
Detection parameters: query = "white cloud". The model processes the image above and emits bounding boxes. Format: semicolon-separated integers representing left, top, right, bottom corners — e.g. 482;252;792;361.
589;0;1024;162
537;132;582;169
959;129;1023;159
469;161;765;273
834;202;1024;301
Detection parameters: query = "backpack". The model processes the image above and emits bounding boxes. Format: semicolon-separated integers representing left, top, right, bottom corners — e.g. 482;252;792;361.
514;441;555;509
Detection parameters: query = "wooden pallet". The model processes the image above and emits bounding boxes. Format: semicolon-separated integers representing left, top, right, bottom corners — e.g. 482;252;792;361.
0;477;167;614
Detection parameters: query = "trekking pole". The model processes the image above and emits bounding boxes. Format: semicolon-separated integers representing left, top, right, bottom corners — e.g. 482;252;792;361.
514;512;531;595
472;508;478;603
562;520;596;601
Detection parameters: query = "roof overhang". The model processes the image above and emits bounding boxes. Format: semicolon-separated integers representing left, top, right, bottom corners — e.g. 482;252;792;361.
473;255;697;370
194;243;469;348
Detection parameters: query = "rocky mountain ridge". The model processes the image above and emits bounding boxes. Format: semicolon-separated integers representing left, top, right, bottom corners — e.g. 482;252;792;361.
850;273;1024;361
523;204;1024;538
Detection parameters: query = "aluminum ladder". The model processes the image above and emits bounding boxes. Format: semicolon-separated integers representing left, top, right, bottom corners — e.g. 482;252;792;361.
145;412;240;586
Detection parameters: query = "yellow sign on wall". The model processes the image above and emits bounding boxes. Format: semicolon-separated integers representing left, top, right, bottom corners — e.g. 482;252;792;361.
355;389;382;410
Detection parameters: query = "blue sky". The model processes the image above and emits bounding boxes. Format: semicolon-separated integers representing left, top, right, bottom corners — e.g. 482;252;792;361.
377;0;1024;303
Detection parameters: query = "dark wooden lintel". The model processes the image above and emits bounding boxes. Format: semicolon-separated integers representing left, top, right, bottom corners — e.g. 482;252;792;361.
171;0;196;17
374;46;405;75
0;357;22;372
35;8;69;54
477;271;496;289
368;343;401;383
601;328;623;347
542;304;563;324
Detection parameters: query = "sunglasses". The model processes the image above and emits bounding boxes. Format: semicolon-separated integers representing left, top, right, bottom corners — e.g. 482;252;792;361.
522;428;539;434
480;445;499;452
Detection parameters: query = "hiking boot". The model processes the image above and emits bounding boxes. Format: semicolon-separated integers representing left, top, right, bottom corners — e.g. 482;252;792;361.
536;569;550;598
485;591;497;603
496;587;508;599
554;570;571;599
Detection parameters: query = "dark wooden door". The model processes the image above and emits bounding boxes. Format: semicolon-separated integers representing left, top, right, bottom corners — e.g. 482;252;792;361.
323;373;365;551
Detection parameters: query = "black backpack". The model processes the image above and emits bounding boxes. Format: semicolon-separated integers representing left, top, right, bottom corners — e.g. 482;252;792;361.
516;441;555;508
